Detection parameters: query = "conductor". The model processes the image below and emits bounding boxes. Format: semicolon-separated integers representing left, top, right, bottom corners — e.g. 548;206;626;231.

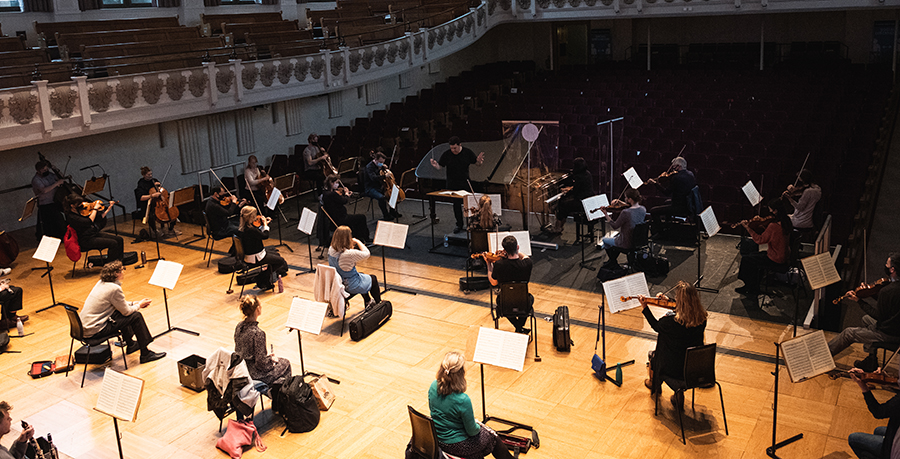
430;136;485;233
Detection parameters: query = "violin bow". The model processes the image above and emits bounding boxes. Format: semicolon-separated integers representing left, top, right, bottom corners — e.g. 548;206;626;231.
320;205;338;228
209;168;238;201
390;144;398;169
792;152;811;190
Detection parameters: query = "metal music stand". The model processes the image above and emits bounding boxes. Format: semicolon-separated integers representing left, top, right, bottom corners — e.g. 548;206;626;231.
171;186;202;244
275;173;300;222
268;174;294;253
18;197;36;222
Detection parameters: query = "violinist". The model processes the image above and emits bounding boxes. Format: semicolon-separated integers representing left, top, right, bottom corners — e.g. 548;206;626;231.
648;156;696;230
829;253;900;372
136;167;178;238
487;235;534;336
600;188;647;270
65;194;124;263
363;151;402;221
734;198;792;297
430;136;485;233
31;159;67;240
639;281;707;410
548;157;593;235
847;364;900;459
238;206;288;290
244;155;271;217
468;195;502;232
783;169;822;234
205;186;247;241
328;226;382;312
302;133;328;196
322;174;370;243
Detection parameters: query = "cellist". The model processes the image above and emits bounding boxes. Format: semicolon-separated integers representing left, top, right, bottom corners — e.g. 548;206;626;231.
363;151;402;221
136;166;178;238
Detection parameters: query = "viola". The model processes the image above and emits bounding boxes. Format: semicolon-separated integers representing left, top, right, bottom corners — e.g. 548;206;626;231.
78;200;115;216
727;215;774;233
319;138;337;176
783;183;808;200
642;170;674;187
251;215;269;228
829;370;899;392
220;196;233;207
833;278;891;304
38;152;83;207
621;295;677;310
472;250;507;264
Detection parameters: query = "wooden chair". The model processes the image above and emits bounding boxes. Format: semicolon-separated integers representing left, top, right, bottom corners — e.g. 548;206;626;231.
407;405;463;459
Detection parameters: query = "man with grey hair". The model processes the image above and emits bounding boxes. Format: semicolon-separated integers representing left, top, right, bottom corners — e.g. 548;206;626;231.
648;156;696;228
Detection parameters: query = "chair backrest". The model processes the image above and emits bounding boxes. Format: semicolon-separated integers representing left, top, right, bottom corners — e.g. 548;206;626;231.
631;221;650;249
687;185;703;217
683;343;717;390
203;211;212;232
470;229;489;254
232;236;245;260
497;281;530;317
133;187;144;213
408;405;441;459
64;304;85;341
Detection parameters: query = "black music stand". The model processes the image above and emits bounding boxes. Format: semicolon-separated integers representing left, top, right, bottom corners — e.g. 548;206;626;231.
32;236;65;313
149;261;199;338
374;221;416;296
694;206;720;294
295;207;317;276
593;294;635;386
141;205;164;264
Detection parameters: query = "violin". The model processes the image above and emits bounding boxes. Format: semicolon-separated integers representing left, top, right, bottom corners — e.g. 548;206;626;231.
829;370;899;392
592;201;629;215
472;250;507;264
727;215;774;233
621;295;677;310
251;215;269;228
78;200;116;216
833;278;891;304
642;170;674;187
783;183;808;200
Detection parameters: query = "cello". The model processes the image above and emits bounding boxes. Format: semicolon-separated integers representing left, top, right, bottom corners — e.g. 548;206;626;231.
143;165;178;225
381;146;405;203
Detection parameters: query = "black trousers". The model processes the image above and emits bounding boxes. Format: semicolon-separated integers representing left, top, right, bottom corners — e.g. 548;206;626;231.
93;309;153;352
360;274;382;304
556;198;583;222
0;286;23;325
738;251;787;291
36;203;67;240
302;169;325;196
252;251;289;287
81;232;124;262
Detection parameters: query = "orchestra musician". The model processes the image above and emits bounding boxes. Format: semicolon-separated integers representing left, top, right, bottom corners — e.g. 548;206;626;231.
65;194;124;263
734;198;792;297
302;133;329;196
363;151;402;221
548;157;593;235
205;186;247;255
487;235;534;336
323;174;370;243
783;169;822;236
648;156;696;229
468;195;502;232
639;281;708;410
0;400;34;459
31;159;67;240
429;136;485;233
599;188;647;270
847;365;900;459
238;206;289;290
0;279;27;332
828;253;900;372
234;295;292;386
328;226;382;308
136;166;178;238
244;155;271;217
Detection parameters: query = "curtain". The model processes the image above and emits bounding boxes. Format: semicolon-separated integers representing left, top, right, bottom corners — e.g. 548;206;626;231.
157;0;180;7
23;0;53;13
203;0;221;7
77;0;100;10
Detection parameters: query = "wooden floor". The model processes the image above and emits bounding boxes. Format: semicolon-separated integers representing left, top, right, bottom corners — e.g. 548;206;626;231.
0;219;884;459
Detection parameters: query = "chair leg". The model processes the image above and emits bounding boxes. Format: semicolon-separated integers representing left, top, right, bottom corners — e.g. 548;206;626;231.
717;382;728;435
81;344;90;388
531;314;540;362
676;389;686;444
204;236;211;262
115;337;128;370
65;339;74;377
341;299;347;337
691;388;695;414
654;388;659;416
227;271;236;294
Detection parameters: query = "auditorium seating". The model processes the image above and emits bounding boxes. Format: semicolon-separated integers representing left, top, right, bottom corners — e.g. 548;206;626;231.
200;12;283;36
35;17;180;47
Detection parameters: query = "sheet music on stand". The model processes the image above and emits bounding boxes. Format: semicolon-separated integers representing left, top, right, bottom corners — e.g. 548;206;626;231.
82;176;106;196
389;185;400;209
622;167;643;190
148;260;183;290
286;297;329;335
488;231;531;257
465;194;503;217
33;236;60;263
94;368;144;422
473;327;529;372
801;252;842;291
297;207;317;235
779;330;835;383
602;272;650;313
699;206;721;237
581;194;610;221
741;181;763;207
266;188;283;210
374;221;409;249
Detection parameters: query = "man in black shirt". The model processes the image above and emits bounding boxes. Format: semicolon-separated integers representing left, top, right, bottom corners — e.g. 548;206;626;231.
487;235;534;335
430;136;485;233
549;157;594;234
205;186;246;240
363;151;402;221
65;195;124;262
649;156;697;226
829;253;900;372
136;166;178;238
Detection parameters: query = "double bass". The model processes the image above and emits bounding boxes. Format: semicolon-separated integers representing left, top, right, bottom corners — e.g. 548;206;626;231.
38;152;82;206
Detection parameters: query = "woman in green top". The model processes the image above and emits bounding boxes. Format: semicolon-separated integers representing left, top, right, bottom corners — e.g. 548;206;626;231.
427;351;517;459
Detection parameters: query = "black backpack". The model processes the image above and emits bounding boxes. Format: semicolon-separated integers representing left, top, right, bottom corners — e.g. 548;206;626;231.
274;375;320;433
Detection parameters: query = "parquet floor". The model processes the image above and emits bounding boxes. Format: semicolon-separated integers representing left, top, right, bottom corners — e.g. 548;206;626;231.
0;219;884;458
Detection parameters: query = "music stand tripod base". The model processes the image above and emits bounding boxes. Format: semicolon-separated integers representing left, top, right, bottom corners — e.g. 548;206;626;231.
152;289;199;338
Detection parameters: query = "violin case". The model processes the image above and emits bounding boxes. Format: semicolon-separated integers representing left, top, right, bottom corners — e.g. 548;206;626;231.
86;251;138;268
348;300;392;342
553;306;572;352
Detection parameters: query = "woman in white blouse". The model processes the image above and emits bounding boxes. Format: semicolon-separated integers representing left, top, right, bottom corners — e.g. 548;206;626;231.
328;226;382;307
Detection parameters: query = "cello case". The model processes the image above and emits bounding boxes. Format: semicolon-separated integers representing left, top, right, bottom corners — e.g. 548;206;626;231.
0;231;19;268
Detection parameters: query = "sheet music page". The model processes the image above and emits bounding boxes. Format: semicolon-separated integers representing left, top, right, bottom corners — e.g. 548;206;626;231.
472;327;529;372
780;330;835;383
297;207;317;235
266;187;283;210
95;369;144;422
699;206;721;237
286;297;329;335
389;185;400;209
374;221;408;249
801;252;841;291
488;231;532;257
603;272;650;313
742;181;763;206
780;338;812;383
33;236;61;263
623;167;643;190
148;260;183;290
807;330;836;375
581;195;610;221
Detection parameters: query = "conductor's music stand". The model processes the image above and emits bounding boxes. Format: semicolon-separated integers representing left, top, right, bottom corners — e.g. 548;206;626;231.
149;260;199;338
32;236;66;313
18;197;36;223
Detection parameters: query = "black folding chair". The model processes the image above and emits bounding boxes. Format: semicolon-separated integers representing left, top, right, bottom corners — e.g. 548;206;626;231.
491;281;540;362
408;405;457;459
64;304;128;388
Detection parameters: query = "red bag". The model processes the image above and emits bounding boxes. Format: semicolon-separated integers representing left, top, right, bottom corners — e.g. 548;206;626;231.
216;419;266;458
63;226;80;262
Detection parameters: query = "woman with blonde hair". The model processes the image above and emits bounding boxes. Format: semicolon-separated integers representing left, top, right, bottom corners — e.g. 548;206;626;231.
428;351;516;459
238;206;288;289
640;281;708;409
328;225;381;308
468;195;501;232
234;295;291;386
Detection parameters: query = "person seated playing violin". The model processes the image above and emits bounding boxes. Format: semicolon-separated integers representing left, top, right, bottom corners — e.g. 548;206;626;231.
639;281;708;410
486;235;534;336
205;186;247;242
136;166;178;238
244;155;272;217
238;206;288;290
600;188;647;270
302;133;329;196
468;195;502;233
847;364;900;459
548;157;593;235
648;156;696;228
782;169;822;233
65;194;124;263
829;253;900;372
322;174;370;243
734;198;792;297
363;151;402;221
